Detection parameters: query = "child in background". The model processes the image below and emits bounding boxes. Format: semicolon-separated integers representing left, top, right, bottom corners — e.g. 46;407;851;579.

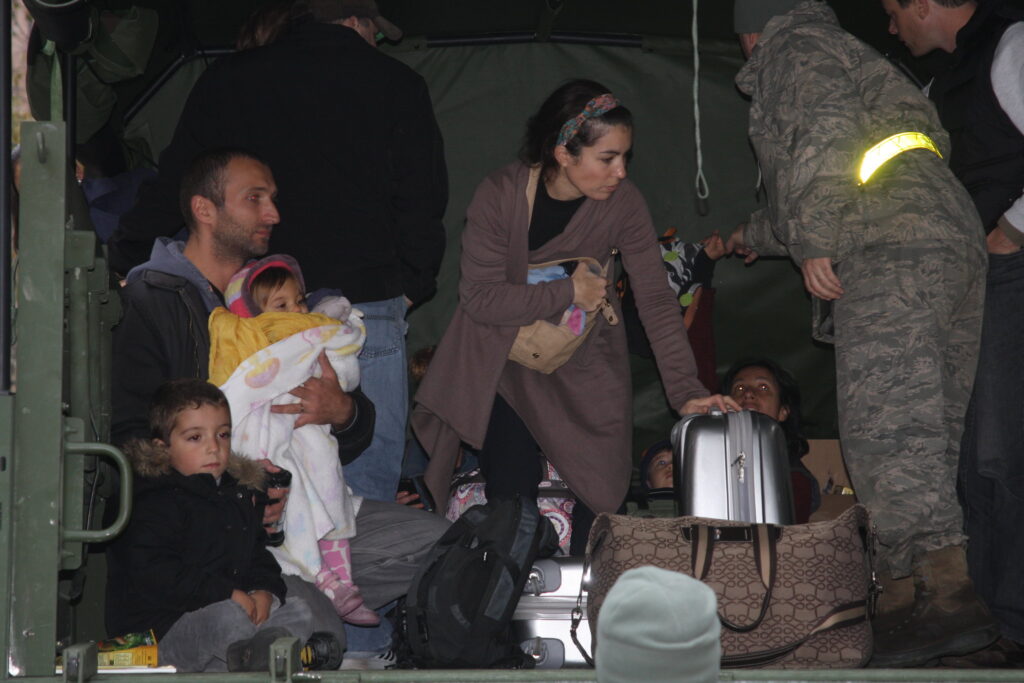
620;229;728;391
105;379;317;672
209;254;377;626
625;440;676;518
639;440;674;491
721;358;821;523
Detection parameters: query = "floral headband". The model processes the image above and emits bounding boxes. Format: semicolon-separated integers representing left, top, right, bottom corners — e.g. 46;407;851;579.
555;93;621;147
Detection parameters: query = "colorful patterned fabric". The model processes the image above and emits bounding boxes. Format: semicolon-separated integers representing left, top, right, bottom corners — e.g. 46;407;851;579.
446;462;576;555
555;93;620;147
526;264;587;335
660;239;706;307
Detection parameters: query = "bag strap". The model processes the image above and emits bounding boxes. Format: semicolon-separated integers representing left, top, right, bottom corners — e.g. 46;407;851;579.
526;165;541;220
523;165;620;325
720;600;867;667
861;506;883;618
570;536;598;667
570;604;594;667
690;521;778;633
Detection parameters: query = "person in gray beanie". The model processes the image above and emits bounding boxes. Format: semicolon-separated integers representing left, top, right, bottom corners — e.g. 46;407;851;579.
725;0;996;668
596;566;720;683
733;0;804;58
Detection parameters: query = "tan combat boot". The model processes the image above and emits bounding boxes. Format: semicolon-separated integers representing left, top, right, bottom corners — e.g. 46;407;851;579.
870;545;999;667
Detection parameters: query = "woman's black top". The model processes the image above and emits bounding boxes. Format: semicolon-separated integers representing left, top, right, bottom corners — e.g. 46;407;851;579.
529;179;586;252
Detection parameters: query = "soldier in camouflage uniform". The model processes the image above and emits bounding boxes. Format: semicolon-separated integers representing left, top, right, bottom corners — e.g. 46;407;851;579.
727;0;995;666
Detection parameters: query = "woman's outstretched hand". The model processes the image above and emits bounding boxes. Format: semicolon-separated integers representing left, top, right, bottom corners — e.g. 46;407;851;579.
571;261;607;312
679;394;741;416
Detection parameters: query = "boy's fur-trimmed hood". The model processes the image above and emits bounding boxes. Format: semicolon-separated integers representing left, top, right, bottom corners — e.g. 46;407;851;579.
124;438;267;489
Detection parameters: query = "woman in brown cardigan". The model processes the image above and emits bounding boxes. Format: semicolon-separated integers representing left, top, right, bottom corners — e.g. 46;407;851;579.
412;80;736;553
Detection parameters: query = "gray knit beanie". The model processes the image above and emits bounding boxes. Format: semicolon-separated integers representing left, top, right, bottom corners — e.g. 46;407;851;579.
733;0;803;34
596;566;721;683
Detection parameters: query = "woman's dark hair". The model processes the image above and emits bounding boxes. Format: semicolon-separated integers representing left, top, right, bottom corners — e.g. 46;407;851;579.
721;358;809;461
519;79;633;182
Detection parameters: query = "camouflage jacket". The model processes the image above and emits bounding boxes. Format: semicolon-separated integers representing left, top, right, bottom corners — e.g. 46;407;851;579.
736;1;985;267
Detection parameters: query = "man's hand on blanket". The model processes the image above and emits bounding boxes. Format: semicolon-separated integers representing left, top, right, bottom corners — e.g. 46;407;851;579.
270;350;355;430
258;459;289;529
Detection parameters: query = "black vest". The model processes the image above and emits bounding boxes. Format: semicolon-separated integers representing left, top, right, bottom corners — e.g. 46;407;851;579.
928;3;1024;232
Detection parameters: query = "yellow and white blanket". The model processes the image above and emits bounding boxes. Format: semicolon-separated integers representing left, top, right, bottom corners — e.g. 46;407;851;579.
209;306;365;581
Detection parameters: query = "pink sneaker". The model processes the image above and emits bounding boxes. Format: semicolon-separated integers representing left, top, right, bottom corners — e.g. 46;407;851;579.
339;603;382;627
316;572;380;626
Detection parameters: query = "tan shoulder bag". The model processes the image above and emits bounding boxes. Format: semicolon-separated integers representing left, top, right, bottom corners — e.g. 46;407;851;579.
508;167;619;373
508;257;618;373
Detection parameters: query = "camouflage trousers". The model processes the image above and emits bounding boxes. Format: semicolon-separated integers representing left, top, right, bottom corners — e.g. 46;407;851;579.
833;241;986;577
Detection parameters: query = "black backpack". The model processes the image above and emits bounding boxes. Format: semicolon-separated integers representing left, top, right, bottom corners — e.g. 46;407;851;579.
397;495;560;668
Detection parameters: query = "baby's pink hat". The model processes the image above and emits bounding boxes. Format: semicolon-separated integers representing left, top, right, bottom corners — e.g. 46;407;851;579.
224;253;306;317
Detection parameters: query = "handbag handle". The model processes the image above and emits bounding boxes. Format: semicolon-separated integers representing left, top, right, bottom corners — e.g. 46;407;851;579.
689;522;779;633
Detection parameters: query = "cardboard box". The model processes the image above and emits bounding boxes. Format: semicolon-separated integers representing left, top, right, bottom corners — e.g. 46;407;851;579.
802;439;853;493
97;647;159;668
802;439;858;522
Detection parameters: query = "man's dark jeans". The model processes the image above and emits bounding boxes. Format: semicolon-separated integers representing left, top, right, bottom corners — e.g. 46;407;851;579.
960;248;1024;643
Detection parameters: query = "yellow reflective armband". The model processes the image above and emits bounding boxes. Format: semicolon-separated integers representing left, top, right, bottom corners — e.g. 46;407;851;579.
858;132;942;185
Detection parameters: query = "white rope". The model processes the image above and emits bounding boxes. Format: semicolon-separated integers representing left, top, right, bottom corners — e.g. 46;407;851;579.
692;0;709;200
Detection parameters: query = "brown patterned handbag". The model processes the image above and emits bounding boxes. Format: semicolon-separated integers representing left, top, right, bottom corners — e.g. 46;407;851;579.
583;504;877;668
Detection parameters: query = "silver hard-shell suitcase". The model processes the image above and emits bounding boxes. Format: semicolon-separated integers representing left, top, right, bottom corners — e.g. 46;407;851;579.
671;409;795;524
512;557;592;669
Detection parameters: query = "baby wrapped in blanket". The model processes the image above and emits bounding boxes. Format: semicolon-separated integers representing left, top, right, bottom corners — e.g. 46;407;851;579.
208;254;377;625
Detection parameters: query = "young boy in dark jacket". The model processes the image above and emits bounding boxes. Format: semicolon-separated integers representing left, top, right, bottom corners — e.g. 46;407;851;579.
105;379;317;672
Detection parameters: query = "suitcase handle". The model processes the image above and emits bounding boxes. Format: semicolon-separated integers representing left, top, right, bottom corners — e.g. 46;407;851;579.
688;522;778;633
